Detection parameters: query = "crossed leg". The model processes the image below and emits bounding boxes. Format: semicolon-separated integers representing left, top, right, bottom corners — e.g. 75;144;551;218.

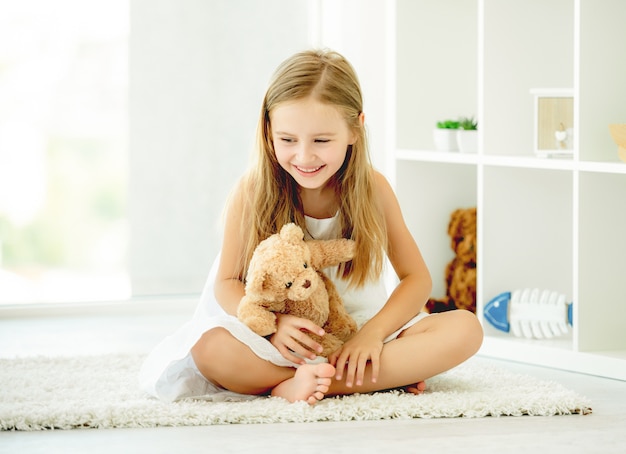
324;310;483;397
191;310;483;404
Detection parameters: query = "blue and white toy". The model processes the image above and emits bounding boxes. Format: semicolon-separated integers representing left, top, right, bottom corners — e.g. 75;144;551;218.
484;288;573;339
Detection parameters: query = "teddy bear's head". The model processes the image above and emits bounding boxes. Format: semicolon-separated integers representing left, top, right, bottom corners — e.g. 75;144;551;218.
448;207;477;264
245;223;321;302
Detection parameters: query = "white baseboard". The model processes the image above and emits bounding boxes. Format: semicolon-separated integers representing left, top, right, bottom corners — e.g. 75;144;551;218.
0;295;199;319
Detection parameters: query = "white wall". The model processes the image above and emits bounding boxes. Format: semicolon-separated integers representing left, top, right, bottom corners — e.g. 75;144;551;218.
129;0;310;295
314;0;390;174
129;0;390;296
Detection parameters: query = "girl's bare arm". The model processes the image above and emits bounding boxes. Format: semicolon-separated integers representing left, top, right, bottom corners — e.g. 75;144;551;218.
330;170;432;386
213;177;325;361
213;178;248;316
360;170;433;338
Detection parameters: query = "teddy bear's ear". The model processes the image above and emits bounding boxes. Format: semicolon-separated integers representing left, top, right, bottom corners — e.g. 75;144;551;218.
448;209;462;236
280;223;305;244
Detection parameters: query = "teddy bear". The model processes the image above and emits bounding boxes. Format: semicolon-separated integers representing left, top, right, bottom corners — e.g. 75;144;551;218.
237;223;358;358
425;207;477;314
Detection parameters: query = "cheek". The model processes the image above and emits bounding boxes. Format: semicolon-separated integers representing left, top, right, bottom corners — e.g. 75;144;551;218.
325;146;348;167
273;144;290;166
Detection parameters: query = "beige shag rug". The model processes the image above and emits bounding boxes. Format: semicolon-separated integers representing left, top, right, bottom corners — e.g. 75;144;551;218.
0;354;591;431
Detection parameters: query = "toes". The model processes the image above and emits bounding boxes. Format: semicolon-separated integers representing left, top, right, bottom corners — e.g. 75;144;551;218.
316;363;336;378
308;391;324;404
318;377;332;387
405;381;427;395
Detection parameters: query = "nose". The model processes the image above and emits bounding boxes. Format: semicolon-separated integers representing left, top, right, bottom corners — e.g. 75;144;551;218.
295;143;315;163
303;280;311;289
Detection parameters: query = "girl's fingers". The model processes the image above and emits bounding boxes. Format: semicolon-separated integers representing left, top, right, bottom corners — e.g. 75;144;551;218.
334;350;380;387
293;329;323;355
327;346;342;366
369;355;380;384
334;350;350;380
297;319;325;337
281;314;324;337
355;355;369;386
273;314;324;361
344;354;359;387
276;342;305;364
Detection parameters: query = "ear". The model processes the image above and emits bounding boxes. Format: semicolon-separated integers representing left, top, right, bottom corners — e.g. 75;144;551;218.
349;112;365;145
280;223;304;244
448;209;462;236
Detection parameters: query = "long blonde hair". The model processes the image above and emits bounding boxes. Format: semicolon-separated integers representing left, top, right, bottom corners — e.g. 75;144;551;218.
241;49;387;288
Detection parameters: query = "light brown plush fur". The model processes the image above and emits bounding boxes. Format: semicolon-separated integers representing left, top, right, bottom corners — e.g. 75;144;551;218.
237;223;358;357
426;207;477;314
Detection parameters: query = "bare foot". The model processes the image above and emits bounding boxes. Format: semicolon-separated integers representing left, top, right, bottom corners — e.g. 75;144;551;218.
405;381;427;395
271;363;336;405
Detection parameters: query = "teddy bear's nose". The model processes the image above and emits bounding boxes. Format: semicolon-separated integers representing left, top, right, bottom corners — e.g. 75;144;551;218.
303;280;311;289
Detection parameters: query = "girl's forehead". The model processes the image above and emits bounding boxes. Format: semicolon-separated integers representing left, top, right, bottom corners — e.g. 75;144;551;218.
271;98;346;129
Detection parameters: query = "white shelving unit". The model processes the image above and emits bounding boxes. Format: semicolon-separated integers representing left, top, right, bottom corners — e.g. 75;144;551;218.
387;0;626;380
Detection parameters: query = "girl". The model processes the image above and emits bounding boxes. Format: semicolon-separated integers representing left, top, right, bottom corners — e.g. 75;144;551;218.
139;49;483;405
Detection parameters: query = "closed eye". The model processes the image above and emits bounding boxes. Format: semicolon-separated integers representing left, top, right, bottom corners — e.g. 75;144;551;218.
314;139;330;143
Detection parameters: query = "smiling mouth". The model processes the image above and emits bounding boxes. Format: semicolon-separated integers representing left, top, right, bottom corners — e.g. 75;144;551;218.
294;165;324;174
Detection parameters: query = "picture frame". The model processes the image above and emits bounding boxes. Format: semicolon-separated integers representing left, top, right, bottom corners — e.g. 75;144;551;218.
530;88;574;158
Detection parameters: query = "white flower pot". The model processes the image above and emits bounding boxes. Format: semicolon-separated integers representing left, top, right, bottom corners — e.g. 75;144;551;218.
456;129;478;153
433;128;459;151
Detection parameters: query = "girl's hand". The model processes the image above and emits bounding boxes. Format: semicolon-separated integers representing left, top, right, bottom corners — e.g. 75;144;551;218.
268;313;325;364
328;331;383;388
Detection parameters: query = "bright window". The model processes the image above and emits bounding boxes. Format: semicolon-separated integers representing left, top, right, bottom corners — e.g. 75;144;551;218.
0;0;130;304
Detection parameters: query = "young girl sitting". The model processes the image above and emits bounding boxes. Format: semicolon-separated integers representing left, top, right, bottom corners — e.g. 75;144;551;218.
139;49;483;405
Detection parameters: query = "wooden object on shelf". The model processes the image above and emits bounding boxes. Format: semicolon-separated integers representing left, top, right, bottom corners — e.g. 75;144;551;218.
609;124;626;163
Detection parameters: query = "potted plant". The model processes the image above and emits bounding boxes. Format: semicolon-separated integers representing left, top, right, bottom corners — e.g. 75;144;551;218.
433;119;460;151
457;116;478;153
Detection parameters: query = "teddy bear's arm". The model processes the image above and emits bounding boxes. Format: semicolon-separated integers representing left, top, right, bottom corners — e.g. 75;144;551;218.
318;272;357;342
307;239;356;269
237;295;280;337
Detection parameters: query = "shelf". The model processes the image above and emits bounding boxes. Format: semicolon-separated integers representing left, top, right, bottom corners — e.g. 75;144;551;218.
395;149;478;165
482;155;575;171
396;149;626;174
578;160;626;174
392;0;626;381
395;148;575;171
480;336;626;381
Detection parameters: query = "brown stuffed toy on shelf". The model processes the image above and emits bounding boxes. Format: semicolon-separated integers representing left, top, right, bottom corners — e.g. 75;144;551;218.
237;223;358;358
426;207;477;314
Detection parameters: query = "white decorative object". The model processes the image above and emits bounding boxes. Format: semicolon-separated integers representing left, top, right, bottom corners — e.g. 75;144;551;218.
484;288;573;340
433;128;458;151
456;130;477;153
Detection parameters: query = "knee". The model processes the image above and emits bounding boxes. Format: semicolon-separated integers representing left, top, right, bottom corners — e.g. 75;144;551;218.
453;310;483;355
191;327;231;366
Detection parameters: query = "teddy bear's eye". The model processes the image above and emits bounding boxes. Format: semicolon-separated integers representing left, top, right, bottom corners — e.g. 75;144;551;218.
303;263;308;269
285;282;292;289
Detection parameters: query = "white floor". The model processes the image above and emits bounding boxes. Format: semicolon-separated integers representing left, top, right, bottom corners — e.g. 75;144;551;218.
1;304;625;454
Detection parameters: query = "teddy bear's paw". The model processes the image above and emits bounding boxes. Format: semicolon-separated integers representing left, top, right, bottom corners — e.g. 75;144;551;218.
319;334;344;357
238;305;277;337
244;318;276;337
338;239;356;261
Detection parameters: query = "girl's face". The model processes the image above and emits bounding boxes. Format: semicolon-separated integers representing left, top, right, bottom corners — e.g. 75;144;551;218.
270;97;356;191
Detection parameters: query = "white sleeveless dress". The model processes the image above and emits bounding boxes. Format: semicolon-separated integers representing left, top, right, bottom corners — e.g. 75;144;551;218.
139;215;428;401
